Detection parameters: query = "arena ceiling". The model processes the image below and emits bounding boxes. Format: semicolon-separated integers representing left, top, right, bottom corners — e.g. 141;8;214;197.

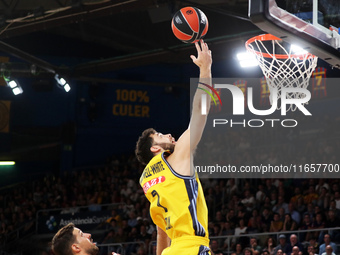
0;0;261;78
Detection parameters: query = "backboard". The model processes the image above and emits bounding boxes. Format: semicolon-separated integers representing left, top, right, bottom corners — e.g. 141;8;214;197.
249;0;340;68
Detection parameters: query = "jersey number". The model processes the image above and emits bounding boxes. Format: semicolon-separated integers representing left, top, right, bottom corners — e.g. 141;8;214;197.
151;190;172;230
165;216;172;230
151;190;168;212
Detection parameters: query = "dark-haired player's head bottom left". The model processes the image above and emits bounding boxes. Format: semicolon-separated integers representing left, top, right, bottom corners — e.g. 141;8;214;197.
52;223;99;255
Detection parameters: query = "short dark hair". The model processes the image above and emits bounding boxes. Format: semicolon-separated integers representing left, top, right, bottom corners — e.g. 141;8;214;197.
244;248;253;255
135;128;156;165
285;213;292;218
51;223;77;255
262;250;269;255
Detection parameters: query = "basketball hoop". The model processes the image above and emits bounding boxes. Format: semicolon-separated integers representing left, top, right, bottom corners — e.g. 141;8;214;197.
246;34;318;111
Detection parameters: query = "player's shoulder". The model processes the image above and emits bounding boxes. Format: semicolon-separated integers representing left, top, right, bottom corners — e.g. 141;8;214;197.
166;153;193;177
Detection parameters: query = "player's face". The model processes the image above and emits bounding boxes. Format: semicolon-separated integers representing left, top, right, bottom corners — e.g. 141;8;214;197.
154;132;176;144
152;132;176;152
73;228;99;255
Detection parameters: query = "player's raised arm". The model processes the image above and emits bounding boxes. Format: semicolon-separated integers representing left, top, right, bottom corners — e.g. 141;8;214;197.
167;39;212;176
189;39;212;151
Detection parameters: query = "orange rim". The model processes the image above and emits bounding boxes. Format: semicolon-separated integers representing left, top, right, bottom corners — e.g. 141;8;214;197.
245;34;316;60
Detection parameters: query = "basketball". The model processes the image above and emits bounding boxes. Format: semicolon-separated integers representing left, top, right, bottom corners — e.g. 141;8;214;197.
171;7;208;43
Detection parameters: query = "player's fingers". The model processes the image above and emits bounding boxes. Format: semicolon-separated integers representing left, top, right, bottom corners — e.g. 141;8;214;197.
195;41;201;52
190;55;197;62
202;40;206;49
201;39;208;51
200;39;205;51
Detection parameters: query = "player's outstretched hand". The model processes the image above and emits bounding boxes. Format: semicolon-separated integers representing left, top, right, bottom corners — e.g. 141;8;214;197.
112;253;120;255
190;39;212;71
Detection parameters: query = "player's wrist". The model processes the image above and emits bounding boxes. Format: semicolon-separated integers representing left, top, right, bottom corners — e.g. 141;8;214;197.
200;65;211;71
199;68;211;78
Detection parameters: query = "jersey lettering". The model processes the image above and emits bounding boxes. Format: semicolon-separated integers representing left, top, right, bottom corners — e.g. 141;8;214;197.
140;161;165;184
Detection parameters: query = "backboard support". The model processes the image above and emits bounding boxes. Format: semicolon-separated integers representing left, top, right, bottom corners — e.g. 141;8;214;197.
249;0;340;68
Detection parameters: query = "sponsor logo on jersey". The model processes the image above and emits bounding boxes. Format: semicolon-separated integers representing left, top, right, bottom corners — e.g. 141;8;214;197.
143;176;166;193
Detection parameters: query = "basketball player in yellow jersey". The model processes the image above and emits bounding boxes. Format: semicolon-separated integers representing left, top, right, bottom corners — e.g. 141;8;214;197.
135;39;212;255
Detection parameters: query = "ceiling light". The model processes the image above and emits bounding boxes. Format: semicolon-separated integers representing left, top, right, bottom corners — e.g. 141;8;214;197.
0;161;15;166
12;87;23;95
236;52;259;68
8;80;18;88
290;44;308;55
64;83;71;92
6;79;23;95
55;74;71;92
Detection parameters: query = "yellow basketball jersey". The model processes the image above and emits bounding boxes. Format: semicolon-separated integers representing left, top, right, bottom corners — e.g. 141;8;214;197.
140;151;209;241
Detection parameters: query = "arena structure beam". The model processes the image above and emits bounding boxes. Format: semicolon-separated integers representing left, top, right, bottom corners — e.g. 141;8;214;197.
0;0;153;39
0;29;262;78
0;40;61;74
72;30;262;75
179;0;250;22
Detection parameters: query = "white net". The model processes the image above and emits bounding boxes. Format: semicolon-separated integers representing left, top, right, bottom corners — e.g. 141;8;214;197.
246;34;318;111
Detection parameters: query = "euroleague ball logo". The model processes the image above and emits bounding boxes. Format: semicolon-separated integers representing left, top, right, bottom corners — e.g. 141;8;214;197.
186;10;193;15
198;10;207;24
